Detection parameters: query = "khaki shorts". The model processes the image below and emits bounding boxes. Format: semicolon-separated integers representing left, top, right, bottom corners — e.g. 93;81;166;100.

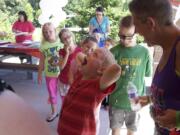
109;107;140;131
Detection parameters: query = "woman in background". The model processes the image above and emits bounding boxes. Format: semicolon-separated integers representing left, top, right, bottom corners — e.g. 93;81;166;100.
89;6;110;47
12;10;35;43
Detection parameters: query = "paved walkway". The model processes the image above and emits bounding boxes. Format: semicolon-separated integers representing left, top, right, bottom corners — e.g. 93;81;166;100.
0;69;155;135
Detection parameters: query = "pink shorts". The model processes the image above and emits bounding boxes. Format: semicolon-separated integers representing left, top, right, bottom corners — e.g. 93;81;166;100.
45;77;58;104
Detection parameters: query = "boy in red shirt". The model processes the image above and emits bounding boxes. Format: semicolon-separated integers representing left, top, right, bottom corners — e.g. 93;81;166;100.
58;48;121;135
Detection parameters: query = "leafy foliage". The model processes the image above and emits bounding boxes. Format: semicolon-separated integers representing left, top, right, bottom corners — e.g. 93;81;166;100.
0;0;144;43
0;0;35;41
63;0;132;43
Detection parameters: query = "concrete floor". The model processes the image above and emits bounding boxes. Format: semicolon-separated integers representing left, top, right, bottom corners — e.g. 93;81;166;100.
0;69;155;135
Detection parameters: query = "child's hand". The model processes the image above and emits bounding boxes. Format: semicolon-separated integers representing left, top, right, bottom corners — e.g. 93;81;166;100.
38;75;42;85
65;46;70;55
76;52;87;66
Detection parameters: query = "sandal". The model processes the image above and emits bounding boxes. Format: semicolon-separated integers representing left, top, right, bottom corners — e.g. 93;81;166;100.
46;113;59;122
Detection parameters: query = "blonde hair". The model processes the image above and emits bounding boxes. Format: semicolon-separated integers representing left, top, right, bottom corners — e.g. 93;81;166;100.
41;22;56;44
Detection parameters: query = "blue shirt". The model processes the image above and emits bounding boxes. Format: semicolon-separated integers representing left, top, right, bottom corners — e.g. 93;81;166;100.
89;16;110;34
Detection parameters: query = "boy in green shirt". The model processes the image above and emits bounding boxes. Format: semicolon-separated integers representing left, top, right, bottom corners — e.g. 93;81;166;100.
109;15;152;135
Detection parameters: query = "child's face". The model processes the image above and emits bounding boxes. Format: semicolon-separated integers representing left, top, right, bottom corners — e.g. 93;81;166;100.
61;32;73;46
105;41;112;49
43;25;56;42
82;41;97;55
80;49;105;77
119;26;136;47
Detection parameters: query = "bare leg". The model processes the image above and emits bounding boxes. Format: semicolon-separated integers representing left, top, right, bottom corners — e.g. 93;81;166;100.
51;103;57;114
46;103;58;122
61;95;65;104
127;129;135;135
112;128;120;135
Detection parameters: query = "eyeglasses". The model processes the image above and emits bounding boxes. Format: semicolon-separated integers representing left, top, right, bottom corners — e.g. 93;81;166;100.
118;33;135;40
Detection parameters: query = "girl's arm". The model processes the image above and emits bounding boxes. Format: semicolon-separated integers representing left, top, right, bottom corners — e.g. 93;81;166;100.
38;52;45;84
59;47;70;70
100;64;121;90
76;52;86;67
68;65;74;85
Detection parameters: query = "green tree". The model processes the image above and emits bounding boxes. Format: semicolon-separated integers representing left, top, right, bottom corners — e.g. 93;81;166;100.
0;0;34;41
28;0;41;27
63;0;131;43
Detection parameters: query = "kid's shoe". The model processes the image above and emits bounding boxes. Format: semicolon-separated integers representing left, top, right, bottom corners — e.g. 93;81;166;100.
46;113;59;122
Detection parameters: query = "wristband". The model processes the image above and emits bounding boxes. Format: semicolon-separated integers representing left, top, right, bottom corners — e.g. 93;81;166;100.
176;111;180;129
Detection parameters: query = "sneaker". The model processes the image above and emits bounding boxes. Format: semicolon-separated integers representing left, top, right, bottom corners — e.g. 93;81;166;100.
46;113;59;122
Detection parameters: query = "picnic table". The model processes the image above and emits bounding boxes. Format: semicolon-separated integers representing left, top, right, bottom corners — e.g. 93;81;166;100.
0;41;40;79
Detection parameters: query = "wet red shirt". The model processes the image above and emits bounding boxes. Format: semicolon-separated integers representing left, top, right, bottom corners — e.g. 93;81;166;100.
58;76;115;135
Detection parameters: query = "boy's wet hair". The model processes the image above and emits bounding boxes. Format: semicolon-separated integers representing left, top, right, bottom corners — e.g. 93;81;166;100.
98;48;116;68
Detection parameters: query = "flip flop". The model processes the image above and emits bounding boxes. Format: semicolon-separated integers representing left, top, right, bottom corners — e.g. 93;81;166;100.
46;113;59;122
